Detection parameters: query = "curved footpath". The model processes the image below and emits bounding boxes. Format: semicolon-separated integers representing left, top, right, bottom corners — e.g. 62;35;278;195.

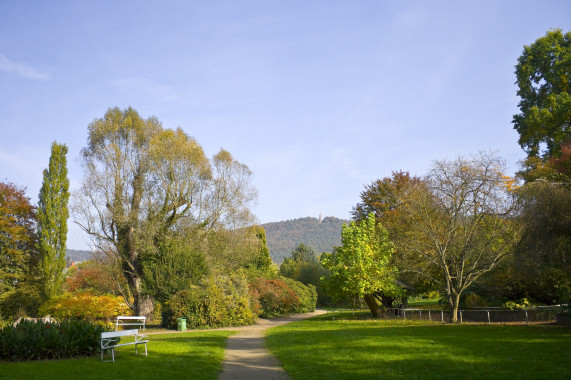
218;310;327;380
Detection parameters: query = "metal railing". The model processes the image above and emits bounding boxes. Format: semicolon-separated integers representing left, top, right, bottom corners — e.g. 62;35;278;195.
385;306;562;323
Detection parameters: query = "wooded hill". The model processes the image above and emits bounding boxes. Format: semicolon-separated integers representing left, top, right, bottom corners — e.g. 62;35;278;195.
64;215;349;266
66;249;92;263
262;216;349;264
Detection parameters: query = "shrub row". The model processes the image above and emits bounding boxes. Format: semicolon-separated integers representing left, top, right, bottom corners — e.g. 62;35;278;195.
0;319;107;361
162;274;317;328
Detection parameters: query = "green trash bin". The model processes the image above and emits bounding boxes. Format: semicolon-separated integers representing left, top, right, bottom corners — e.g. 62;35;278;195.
177;317;187;331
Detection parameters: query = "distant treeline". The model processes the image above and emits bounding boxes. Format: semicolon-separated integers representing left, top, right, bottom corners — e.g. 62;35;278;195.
262;216;349;264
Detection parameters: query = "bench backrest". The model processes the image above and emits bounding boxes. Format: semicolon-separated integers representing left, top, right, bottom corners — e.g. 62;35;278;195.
116;316;146;321
102;329;139;339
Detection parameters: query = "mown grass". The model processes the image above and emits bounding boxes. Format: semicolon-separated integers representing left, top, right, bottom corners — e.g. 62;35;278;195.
267;311;571;380
0;330;233;380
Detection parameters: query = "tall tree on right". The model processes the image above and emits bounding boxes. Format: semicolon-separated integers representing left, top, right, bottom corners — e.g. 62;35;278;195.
512;30;571;305
513;28;570;161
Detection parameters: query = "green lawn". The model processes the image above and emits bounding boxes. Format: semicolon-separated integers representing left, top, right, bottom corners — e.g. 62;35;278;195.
267;311;571;380
0;330;233;380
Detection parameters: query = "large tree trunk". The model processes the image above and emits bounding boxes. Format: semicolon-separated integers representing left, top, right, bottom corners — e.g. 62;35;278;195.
448;292;461;323
379;293;395;309
125;271;155;319
364;294;383;318
137;295;155;320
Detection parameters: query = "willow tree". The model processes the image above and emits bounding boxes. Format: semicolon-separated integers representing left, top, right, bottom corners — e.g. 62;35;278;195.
401;153;520;322
38;141;70;299
74;107;256;317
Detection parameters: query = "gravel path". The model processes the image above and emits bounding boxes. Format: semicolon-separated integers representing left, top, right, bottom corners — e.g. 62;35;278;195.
218;310;327;380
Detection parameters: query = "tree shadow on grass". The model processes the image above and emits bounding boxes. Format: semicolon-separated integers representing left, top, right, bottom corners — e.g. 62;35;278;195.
267;320;571;380
0;332;232;380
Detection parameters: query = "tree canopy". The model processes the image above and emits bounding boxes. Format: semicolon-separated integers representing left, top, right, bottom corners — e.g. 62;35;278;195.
513;28;571;159
74;107;257;316
0;182;37;295
321;213;399;317
37;141;70;299
400;153;520;322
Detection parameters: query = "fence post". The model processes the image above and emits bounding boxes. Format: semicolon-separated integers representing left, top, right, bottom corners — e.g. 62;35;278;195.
403;310;406;320
429;310;431;321
525;310;528;324
441;310;444;322
487;310;490;323
460;310;463;323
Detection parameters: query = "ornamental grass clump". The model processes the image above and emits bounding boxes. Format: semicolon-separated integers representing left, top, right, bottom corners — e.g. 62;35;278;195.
0;319;107;361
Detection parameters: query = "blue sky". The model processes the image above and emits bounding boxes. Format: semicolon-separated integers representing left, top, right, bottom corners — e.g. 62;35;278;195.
1;1;570;250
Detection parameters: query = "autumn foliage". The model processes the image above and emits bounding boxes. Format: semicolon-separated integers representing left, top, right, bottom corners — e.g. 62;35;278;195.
63;261;117;295
39;292;130;322
0;182;37;294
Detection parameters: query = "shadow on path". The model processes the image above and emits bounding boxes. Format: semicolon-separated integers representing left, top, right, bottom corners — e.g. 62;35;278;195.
218;310;327;380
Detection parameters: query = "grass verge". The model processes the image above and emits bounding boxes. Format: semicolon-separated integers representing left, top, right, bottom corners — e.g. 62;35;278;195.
0;330;233;380
267;311;571;380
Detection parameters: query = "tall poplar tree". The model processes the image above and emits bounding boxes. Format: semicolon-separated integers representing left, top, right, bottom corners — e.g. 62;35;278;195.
38;141;70;299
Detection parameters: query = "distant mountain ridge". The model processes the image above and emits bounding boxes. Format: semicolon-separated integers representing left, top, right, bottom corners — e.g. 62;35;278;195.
262;216;349;264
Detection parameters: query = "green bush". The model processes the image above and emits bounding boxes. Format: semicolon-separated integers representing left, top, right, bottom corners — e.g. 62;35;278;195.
282;278;317;313
502;298;533;310
163;274;255;329
0;319;107;361
0;286;42;318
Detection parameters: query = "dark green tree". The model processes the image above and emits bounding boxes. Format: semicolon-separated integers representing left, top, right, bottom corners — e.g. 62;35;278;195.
142;234;209;304
246;225;273;272
513;28;571;160
37;142;70;299
515;180;571;304
280;243;328;305
280;243;317;278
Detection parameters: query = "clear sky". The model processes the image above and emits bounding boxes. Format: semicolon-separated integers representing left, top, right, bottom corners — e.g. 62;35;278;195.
1;1;570;250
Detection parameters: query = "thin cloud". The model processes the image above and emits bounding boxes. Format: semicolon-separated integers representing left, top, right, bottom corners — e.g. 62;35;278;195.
0;54;50;80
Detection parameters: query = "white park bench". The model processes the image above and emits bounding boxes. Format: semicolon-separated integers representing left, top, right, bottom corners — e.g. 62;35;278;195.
100;329;149;362
116;316;146;331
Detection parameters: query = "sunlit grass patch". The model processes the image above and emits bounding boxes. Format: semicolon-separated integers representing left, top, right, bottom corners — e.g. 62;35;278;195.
0;330;233;380
267;312;571;380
